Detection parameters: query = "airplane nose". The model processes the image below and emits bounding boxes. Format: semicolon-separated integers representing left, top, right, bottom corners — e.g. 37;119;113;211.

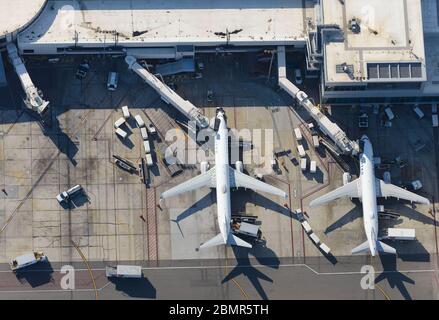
361;135;369;141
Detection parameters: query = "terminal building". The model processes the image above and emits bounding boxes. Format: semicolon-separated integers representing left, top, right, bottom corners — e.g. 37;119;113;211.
1;0;439;104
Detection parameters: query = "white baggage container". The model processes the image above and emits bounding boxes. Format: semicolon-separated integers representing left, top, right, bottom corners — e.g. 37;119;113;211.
140;127;149;140
121;106;130;119
115;128;127;139
312;135;320;148
309;232;320;245
143;140;151;154
145;154;154;167
300;158;307;171
319;243;331;254
134;114;145;127
294;128;303;140
386;228;416;241
301;221;312;234
114;117;126;129
297;145;306;158
432;104;438;114
310;160;317;173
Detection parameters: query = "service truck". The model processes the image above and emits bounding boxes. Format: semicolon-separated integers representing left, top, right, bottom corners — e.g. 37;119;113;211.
56;185;83;204
106;265;142;278
10;252;47;271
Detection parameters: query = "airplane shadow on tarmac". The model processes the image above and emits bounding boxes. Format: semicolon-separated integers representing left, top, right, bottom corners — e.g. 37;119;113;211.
223;244;280;300
109;276;157;299
171;187;296;238
15;259;55;288
375;254;416;300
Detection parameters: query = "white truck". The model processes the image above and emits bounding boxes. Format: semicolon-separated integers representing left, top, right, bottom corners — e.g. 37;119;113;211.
140;127;149;140
143;140;151;154
233;222;260;239
145;154;154;167
56;185;83;204
413;105;424;119
300;158;307;171
10;252;47;271
384;107;395;121
121;106;130;119
294;128;303;141
312;135;320;148
310;160;317;174
381;228;416;241
297;145;306;158
134;114;145;128
114;117;126;129
115;127;128;139
106;265;142;278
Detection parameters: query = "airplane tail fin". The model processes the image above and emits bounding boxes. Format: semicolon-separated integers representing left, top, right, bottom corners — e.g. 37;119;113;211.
377;241;396;254
199;233;226;249
199;233;252;249
351;240;370;255
351;240;396;255
227;233;252;248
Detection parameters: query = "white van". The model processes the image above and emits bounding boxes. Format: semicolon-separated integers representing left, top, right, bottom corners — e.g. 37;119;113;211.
310;160;317;173
134;114;145;127
114;117;126;129
145;154;154;167
10;252;47;271
115;127;128;139
384;107;395;121
413;105;424;119
297;145;306;158
107;72;118;91
300;158;307;171
294;128;303;141
121;106;130;119
143;140;151;154
140;127;149;140
312;135;320;148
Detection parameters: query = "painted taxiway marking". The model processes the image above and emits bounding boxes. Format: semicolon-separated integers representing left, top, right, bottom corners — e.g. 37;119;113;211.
0;263;436;275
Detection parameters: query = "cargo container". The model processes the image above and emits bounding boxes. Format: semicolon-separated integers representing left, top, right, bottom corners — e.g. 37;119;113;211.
134;114;145;127
121;106;130;119
115;127;128;139
106;265;142;278
114;117;126;129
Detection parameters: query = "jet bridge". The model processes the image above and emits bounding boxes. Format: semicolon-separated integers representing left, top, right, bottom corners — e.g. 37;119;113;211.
125;56;209;129
277;46;359;156
6;43;49;115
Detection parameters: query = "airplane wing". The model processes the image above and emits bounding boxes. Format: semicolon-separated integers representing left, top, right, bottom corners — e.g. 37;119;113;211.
376;179;430;204
230;168;287;198
161;168;215;199
309;178;361;207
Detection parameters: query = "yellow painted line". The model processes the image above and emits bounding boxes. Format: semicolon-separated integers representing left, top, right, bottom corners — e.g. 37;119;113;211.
71;240;99;300
225;250;249;300
375;283;391;300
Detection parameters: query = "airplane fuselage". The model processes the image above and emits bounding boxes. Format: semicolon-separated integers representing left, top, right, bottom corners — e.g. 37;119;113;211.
359;135;379;256
214;111;231;243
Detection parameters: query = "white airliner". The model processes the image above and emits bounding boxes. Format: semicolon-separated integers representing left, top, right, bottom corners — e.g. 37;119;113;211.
161;108;287;249
310;135;430;256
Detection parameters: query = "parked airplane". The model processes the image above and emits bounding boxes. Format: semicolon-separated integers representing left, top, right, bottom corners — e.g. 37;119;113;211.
310;135;430;256
160;108;287;249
